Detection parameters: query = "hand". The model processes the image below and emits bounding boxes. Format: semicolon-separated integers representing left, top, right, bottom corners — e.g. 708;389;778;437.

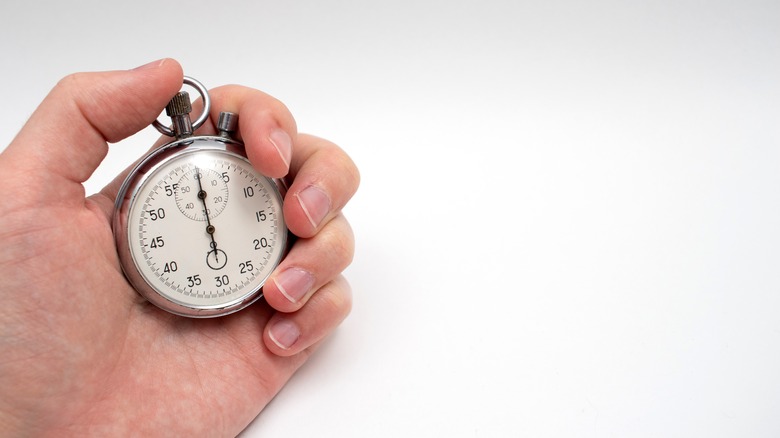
0;59;359;436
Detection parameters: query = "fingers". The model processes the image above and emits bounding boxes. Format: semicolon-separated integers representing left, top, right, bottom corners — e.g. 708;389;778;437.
202;85;298;179
264;275;352;356
284;135;361;238
4;59;184;200
259;136;359;357
93;83;296;218
264;214;354;313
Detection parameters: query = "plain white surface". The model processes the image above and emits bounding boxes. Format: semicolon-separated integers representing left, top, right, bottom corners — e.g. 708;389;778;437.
2;1;779;436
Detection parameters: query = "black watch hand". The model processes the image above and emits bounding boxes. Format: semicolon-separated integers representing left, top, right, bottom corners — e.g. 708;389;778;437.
195;167;219;262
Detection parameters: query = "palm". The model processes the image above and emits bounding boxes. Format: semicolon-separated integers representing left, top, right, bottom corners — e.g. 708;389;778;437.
0;186;297;435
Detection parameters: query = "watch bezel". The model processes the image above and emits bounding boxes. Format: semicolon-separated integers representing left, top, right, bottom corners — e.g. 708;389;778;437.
113;136;287;318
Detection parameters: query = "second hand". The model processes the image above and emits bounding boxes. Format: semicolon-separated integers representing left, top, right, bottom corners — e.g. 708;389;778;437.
195;167;219;263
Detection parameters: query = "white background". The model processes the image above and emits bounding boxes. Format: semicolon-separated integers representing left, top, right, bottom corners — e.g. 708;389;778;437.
2;1;779;436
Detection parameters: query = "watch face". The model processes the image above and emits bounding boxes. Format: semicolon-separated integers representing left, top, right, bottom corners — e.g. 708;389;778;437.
115;138;286;317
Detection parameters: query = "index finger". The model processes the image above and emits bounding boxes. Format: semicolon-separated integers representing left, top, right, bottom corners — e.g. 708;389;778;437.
205;85;298;179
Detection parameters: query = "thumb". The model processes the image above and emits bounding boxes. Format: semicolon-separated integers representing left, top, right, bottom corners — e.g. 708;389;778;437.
3;59;183;201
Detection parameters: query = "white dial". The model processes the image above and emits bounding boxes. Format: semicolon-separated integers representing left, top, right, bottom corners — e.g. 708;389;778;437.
116;138;287;317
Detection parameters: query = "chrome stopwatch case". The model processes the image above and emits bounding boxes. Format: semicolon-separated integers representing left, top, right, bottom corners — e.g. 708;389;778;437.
114;77;287;318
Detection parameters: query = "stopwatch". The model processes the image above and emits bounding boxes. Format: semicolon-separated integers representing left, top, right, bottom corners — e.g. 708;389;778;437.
114;77;288;318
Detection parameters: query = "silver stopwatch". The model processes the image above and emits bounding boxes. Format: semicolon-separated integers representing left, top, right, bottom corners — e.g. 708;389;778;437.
114;77;287;318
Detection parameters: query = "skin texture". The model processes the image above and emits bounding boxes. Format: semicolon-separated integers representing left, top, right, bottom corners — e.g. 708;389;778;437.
0;59;359;436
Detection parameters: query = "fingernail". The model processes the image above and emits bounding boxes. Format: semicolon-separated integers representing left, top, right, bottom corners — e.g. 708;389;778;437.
296;186;331;229
268;128;292;168
132;58;166;71
273;268;315;303
269;319;300;350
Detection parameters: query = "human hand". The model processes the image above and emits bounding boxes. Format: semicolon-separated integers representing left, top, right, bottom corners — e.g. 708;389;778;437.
0;59;358;436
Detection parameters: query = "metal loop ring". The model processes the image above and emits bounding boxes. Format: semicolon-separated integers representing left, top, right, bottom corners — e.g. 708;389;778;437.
153;76;211;137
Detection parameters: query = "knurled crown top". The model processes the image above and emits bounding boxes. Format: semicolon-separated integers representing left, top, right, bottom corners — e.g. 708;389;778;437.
165;91;192;117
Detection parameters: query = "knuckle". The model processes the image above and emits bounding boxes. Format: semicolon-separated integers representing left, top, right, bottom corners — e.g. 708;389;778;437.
321;216;355;270
314;277;353;319
341;155;361;197
325;143;360;187
56;72;78;88
55;72;88;96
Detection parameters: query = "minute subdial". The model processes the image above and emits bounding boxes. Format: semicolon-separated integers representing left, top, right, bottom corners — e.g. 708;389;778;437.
174;167;229;221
